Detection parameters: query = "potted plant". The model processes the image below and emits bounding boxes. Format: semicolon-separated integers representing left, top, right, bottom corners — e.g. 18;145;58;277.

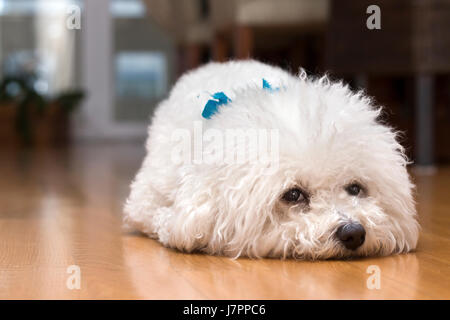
0;75;84;148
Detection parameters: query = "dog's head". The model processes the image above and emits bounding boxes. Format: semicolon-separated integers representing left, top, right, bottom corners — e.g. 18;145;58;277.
172;76;419;259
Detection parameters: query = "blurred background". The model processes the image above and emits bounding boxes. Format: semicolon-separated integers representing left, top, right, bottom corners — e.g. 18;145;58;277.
1;0;450;300
0;0;449;167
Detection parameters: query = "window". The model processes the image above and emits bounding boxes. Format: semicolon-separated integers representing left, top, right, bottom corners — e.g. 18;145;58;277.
111;0;146;18
0;0;81;97
115;52;167;100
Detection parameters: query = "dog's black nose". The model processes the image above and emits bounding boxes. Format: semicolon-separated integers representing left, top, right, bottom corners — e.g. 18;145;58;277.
336;223;366;250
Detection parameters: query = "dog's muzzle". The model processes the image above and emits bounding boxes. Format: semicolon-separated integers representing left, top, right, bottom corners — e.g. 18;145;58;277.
336;223;366;250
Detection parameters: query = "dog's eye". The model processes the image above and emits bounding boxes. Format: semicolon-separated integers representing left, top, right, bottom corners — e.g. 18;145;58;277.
345;183;364;196
281;188;308;203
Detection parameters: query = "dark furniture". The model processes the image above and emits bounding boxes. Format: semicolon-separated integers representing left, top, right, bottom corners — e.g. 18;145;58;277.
327;0;450;166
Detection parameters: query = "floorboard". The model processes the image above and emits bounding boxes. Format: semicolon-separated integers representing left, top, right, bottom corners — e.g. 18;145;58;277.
0;144;449;299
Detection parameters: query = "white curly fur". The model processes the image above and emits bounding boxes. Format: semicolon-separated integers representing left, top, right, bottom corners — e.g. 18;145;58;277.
124;60;419;260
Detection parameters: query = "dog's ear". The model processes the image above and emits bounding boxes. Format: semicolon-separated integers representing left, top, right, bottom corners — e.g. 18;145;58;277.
366;141;419;253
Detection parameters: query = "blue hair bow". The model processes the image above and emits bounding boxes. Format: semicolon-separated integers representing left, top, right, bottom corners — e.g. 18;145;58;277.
202;92;231;119
201;79;278;119
262;78;279;92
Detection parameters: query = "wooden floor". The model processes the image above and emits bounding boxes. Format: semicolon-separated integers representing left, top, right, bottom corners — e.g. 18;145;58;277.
0;144;449;299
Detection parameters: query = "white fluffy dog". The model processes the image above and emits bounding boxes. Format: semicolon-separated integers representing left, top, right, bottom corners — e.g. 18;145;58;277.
124;60;419;259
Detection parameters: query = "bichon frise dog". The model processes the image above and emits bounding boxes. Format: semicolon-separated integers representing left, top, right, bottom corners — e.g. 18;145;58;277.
124;60;419;259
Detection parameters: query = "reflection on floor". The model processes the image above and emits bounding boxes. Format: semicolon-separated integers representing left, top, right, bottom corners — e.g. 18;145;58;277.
0;144;449;299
